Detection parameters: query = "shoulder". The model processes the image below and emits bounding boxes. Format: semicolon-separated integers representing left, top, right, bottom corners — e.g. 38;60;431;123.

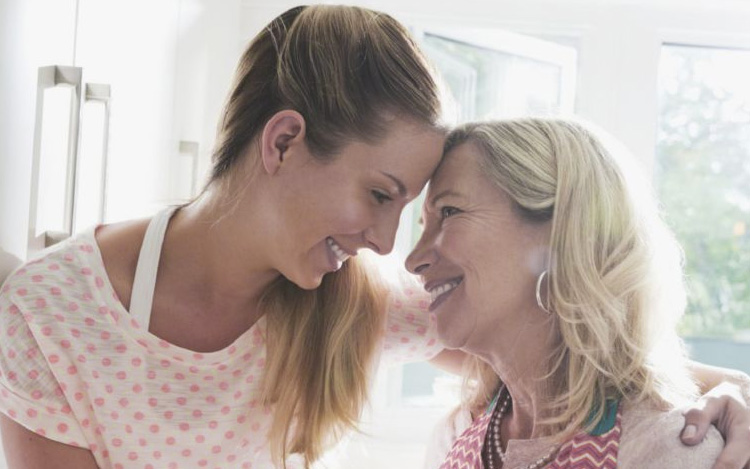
0;236;92;341
618;399;723;469
0;249;22;285
95;218;149;311
0;235;90;307
3;228;114;290
0;223;139;325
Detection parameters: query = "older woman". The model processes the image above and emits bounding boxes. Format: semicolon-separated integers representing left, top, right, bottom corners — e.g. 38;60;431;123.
408;118;730;468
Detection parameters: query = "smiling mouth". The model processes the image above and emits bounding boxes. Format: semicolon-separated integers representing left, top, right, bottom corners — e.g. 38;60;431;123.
427;278;463;308
326;237;351;268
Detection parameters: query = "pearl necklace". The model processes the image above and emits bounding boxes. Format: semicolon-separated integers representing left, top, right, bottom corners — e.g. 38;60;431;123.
482;387;560;469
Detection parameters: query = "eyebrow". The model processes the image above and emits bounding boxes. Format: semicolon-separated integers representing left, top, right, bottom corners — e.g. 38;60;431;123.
418;189;462;226
430;189;461;206
380;172;406;197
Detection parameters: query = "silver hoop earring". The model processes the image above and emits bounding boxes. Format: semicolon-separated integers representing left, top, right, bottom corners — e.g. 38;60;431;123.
536;270;551;314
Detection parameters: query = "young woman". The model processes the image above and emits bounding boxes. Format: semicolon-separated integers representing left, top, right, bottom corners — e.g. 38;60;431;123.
0;6;444;468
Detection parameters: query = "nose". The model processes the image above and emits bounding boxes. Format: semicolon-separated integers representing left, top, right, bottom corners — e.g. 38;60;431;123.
405;232;433;275
364;210;400;255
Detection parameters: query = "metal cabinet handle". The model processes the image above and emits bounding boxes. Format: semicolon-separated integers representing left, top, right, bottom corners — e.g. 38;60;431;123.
179;140;200;198
83;83;112;224
28;65;83;253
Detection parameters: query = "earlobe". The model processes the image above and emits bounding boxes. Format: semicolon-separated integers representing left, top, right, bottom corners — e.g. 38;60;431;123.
260;110;307;175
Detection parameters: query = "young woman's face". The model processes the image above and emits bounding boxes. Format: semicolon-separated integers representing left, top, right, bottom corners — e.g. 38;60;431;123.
405;143;550;350
275;118;444;290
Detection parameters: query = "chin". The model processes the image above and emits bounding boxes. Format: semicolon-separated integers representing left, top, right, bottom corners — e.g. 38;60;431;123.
435;318;468;350
293;275;324;291
281;267;325;291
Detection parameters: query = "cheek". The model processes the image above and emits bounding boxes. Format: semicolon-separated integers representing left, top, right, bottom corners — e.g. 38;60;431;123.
441;225;495;270
322;199;374;233
456;234;524;306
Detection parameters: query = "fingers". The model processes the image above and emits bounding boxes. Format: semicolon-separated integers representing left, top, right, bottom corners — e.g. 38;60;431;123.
682;381;750;468
711;439;750;469
682;398;720;446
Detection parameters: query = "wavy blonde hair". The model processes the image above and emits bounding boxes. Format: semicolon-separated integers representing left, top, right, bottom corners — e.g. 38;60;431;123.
204;5;442;467
445;118;697;440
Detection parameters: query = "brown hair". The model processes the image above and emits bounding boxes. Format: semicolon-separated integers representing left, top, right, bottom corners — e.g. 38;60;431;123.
210;5;443;181
207;5;443;466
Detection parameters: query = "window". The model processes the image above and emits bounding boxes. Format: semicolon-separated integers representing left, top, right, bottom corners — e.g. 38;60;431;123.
656;44;750;372
418;27;577;124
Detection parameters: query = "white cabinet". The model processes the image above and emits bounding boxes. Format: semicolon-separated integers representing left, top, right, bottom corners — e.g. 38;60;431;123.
0;0;241;260
0;0;78;260
73;0;181;225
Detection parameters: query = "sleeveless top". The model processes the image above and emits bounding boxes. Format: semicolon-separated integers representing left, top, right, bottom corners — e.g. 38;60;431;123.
439;396;621;469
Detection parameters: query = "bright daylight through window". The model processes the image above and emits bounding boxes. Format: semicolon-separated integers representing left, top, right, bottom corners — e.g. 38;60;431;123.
656;45;750;348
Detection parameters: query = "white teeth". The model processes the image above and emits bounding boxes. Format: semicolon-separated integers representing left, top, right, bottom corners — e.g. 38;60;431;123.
428;280;461;303
326;238;350;263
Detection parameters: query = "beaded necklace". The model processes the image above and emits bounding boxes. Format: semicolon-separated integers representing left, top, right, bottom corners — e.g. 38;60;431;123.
482;386;559;469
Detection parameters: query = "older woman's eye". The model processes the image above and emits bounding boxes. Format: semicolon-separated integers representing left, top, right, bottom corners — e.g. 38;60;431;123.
372;190;393;205
440;206;461;219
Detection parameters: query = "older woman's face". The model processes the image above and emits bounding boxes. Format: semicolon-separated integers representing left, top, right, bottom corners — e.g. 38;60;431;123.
406;142;550;350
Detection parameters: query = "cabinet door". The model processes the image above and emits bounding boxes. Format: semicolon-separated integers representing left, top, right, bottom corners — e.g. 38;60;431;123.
170;0;243;205
2;1;240;257
0;0;78;260
74;0;181;226
71;0;243;229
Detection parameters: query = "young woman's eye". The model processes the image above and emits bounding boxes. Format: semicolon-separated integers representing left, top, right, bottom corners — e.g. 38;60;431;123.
372;190;393;205
440;206;461;219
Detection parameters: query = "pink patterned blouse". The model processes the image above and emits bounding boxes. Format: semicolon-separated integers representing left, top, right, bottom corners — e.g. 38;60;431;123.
439;397;621;469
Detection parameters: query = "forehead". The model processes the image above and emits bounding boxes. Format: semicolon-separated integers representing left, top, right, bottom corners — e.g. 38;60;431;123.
342;119;444;194
428;142;488;195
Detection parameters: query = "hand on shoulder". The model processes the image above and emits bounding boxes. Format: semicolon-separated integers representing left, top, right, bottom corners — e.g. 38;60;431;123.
619;400;723;468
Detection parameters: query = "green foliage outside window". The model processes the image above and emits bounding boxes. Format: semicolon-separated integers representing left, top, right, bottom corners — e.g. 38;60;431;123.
656;45;750;338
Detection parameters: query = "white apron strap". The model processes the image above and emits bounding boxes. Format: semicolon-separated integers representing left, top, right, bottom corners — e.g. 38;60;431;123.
129;206;177;329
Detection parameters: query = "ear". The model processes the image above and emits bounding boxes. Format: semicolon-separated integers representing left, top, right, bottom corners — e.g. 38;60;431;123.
259;110;307;175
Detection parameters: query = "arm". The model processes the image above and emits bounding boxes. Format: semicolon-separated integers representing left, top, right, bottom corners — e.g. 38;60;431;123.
0;281;92;468
682;361;750;469
1;415;98;469
380;272;444;364
429;348;467;375
689;360;750;395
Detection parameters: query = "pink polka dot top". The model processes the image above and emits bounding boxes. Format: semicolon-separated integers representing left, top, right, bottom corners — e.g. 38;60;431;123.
0;207;441;468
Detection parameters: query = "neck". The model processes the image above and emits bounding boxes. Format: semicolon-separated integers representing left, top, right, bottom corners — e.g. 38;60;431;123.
159;184;280;316
474;309;559;441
